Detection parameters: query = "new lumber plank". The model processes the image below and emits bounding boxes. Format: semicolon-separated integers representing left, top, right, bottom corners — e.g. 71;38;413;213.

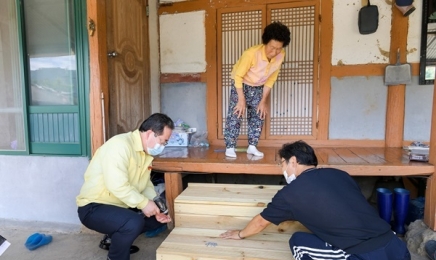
157;183;306;259
176;183;281;205
175;214;308;234
157;231;293;260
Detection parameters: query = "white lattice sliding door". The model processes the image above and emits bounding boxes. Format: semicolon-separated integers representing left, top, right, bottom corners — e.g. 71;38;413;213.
217;1;319;141
217;6;266;140
267;1;318;139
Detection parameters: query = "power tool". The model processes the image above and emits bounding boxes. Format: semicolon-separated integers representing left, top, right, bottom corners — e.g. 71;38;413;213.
153;196;168;215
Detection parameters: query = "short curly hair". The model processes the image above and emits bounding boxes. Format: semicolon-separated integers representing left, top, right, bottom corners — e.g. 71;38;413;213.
261;21;291;47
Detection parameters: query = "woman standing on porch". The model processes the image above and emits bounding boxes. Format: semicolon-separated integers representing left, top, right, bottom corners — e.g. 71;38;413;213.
224;21;291;158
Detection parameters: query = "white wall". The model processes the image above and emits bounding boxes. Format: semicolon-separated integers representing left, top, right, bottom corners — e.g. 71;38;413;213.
159;11;206;73
330;75;433;141
161;83;207;132
332;0;422;64
0;155;89;226
404;83;434;141
329;0;431;140
158;11;209;132
407;0;423;63
329;77;387;139
332;0;392;64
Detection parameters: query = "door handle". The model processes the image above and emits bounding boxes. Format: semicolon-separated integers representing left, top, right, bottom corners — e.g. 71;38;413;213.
107;51;118;58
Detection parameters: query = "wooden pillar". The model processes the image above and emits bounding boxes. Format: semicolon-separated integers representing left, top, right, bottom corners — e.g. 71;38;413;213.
87;0;109;155
424;78;436;230
164;172;184;229
385;3;408;147
317;0;333;140
425;175;436;230
205;7;218;145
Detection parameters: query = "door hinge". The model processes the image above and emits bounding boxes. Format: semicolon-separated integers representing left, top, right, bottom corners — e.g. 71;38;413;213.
146;5;149;17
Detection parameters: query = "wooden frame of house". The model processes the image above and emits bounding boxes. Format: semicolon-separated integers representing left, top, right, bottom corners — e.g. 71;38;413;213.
86;0;436;230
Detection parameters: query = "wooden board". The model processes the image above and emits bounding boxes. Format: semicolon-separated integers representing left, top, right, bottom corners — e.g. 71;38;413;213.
176;183;282;205
156;227;297;260
175;214;307;234
154;146;434;176
157;183;308;259
175;183;283;218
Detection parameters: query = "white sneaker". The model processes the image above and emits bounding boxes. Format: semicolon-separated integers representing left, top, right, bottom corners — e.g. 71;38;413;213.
247;145;264;157
225;148;237;158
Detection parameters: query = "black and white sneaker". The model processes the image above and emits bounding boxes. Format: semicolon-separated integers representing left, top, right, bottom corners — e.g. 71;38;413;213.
99;234;139;254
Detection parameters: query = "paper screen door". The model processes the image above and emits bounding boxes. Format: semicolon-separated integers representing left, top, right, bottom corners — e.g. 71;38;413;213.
217;1;319;141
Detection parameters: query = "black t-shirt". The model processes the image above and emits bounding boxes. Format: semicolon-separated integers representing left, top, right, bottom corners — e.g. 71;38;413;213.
260;168;394;254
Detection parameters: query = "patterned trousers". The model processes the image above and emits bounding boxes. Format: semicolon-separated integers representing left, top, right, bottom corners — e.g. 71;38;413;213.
224;82;264;148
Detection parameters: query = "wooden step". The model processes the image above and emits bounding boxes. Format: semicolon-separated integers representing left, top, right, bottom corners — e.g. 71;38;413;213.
156;183;309;259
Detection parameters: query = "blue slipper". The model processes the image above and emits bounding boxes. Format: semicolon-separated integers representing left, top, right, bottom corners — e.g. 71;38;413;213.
25;233;52;250
144;225;167;238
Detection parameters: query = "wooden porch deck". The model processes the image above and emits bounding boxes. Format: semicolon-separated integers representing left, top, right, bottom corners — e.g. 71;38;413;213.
153;145;435;229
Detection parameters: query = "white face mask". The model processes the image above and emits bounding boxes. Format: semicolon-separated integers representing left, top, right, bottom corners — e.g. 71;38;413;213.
147;143;165;156
283;170;296;184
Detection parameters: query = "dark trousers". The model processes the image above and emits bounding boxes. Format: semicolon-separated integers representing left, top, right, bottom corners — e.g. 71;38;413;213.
396;0;413;6
78;203;164;260
289;232;411;260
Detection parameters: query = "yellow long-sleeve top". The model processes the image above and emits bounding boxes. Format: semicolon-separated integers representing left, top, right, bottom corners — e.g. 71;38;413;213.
231;44;285;89
76;130;157;210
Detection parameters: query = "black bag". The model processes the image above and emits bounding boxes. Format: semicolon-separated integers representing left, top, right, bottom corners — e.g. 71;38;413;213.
358;0;379;35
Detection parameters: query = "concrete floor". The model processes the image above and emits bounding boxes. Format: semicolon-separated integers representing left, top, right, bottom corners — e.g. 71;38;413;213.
0;219;170;260
0;218;432;260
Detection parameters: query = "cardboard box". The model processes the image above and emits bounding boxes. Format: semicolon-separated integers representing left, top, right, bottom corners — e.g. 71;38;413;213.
166;128;196;147
408;148;429;162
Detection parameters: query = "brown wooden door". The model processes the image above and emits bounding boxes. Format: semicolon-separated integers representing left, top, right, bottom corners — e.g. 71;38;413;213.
106;0;151;138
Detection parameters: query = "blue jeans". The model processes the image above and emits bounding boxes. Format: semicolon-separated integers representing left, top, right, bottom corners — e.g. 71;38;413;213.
78;203;164;260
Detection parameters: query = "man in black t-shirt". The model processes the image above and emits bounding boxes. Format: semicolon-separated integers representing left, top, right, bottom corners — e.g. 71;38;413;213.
220;140;410;260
